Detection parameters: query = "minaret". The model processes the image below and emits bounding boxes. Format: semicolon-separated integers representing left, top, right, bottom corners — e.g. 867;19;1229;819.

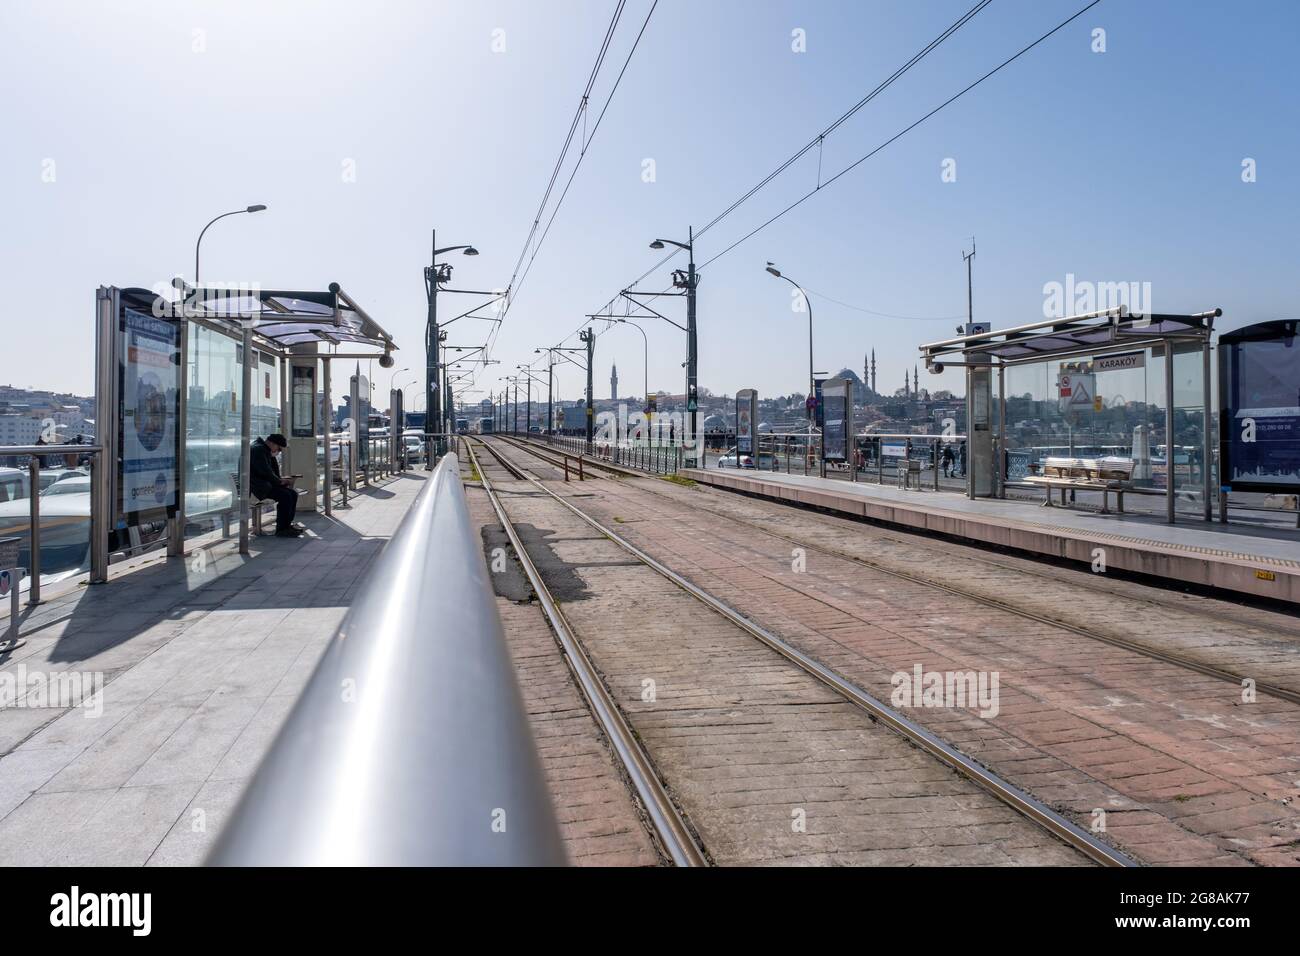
913;366;919;398
904;371;909;398
610;363;618;402
870;349;877;394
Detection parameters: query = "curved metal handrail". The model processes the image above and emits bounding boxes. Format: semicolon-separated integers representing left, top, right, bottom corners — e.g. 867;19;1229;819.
208;453;566;866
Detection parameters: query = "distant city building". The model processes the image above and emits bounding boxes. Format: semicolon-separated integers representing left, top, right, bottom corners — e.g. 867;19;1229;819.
0;415;49;445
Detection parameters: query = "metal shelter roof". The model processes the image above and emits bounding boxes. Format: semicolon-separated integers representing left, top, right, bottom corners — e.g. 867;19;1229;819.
919;307;1219;368
118;283;397;355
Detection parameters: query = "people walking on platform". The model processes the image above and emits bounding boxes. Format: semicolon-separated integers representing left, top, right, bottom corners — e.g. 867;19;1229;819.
941;443;955;478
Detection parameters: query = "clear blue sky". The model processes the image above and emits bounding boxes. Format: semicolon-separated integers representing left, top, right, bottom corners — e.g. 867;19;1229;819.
2;0;1296;407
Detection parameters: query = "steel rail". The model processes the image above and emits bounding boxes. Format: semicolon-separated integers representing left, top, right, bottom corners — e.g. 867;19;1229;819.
482;436;1134;867
208;454;566;866
505;435;1300;707
464;438;707;867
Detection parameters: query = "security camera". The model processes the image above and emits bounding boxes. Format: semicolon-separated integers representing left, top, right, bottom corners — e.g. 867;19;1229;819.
932;363;944;374
379;353;395;369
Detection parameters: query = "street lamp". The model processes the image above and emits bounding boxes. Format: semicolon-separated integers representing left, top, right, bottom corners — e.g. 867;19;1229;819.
605;318;649;407
766;262;815;422
517;365;533;434
504;375;521;433
424;230;479;467
534;349;554;433
195;204;267;285
648;228;698;463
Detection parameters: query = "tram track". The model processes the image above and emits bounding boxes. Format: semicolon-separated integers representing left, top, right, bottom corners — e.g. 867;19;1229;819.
465;436;1132;867
495;434;1300;707
464;437;706;866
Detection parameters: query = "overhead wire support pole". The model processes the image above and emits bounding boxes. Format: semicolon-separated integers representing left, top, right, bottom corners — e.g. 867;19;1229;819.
963;238;976;327
424;229;481;468
580;328;595;448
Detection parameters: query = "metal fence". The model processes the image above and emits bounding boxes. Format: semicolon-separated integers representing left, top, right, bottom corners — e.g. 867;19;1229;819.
0;444;107;607
533;433;686;476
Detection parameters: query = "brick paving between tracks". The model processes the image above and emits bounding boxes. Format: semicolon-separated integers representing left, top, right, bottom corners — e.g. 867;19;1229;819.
467;452;1090;866
549;471;1300;866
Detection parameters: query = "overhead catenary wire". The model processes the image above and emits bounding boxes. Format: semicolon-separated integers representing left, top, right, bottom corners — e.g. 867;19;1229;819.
486;0;659;367
506;1;1102;387
697;0;1103;270
800;286;967;322
541;0;996;365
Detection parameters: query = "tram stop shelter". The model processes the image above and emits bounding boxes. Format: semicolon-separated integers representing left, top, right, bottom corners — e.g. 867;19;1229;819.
91;283;401;581
919;306;1219;524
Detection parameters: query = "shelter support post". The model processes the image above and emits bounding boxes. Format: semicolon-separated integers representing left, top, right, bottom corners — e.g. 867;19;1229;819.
168;316;189;557
1202;338;1213;522
91;288;115;584
997;362;1006;498
1165;342;1175;525
239;324;254;553
323;358;333;518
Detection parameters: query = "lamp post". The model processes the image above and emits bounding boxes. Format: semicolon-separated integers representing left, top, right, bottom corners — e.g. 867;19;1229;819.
395;375;416;412
517;365;532;433
535;346;575;434
767;262;819;473
649;228;697;462
424;229;479;467
765;263;814;418
505;376;520;433
195;204;267;286
605;318;649;408
535;349;556;434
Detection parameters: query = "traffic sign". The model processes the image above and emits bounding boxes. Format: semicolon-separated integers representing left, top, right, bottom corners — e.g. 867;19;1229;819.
1058;371;1096;413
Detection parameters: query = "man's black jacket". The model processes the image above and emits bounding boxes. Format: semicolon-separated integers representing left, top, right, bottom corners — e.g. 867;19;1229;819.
249;438;282;499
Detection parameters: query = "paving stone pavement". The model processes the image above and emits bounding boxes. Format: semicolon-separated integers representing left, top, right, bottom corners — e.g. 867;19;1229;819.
0;472;425;866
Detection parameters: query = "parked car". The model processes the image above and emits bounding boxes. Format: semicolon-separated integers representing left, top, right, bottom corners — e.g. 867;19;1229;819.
42;475;91;496
717;447;755;469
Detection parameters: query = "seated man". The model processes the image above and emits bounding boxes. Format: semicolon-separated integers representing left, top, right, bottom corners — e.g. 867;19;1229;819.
250;433;302;538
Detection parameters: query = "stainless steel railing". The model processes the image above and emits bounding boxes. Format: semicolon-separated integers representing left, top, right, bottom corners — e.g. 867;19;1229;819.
0;443;104;600
208;453;566;865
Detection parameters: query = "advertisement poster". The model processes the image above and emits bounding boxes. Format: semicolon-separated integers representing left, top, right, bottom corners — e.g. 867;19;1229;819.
351;373;370;471
120;308;180;517
821;378;851;461
735;389;757;454
292;366;315;438
1222;332;1300;490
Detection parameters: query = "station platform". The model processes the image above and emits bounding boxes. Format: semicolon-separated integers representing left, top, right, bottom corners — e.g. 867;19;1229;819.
0;471;426;865
679;468;1300;605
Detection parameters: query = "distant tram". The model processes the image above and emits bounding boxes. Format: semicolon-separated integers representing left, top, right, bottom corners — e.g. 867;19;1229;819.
477;417;495;435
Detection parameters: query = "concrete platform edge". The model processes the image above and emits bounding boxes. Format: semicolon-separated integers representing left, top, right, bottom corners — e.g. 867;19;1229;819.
679;469;1299;606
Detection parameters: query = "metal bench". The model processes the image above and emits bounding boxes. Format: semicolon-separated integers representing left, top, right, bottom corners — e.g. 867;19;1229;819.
229;473;305;534
1024;456;1134;515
